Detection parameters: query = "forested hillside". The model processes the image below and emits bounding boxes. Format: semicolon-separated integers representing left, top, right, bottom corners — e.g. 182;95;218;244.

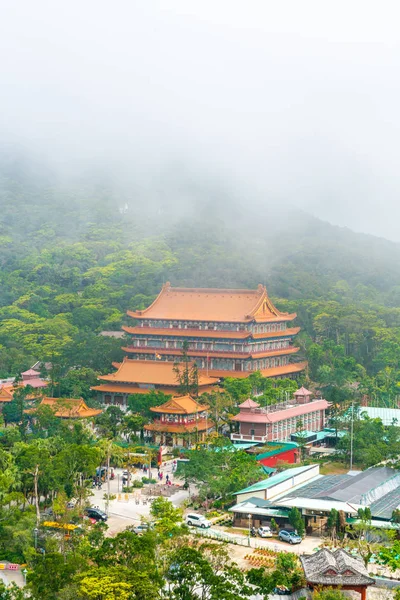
1;153;400;403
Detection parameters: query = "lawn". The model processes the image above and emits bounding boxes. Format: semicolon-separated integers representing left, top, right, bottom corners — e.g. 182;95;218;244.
320;461;351;475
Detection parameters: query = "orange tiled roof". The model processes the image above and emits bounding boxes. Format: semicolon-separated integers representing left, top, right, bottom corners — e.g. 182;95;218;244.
128;283;295;323
0;385;14;403
91;384;173;395
91;383;217;396
98;358;218;387
24;397;102;419
144;418;210;433
0;384;44;402
123;326;300;339
149;395;209;415
122;346;300;360
200;361;308;379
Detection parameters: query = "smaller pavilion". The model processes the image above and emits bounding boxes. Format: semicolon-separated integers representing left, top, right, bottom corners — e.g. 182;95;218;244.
294;386;312;404
300;549;375;600
24;397;102;419
20;368;48;389
144;395;211;447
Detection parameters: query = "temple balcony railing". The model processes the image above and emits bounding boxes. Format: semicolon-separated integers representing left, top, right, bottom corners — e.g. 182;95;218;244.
125;345;248;354
124;345;293;355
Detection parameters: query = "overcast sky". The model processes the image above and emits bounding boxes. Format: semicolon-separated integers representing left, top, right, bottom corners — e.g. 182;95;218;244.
1;1;400;240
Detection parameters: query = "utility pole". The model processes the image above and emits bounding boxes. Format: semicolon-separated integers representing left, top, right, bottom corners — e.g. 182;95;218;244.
350;400;354;471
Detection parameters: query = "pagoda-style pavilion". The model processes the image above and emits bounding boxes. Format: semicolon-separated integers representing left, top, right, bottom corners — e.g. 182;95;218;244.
24;397;102;419
300;549;375;600
94;284;306;405
20;368;48;389
144;395;211;447
92;357;217;407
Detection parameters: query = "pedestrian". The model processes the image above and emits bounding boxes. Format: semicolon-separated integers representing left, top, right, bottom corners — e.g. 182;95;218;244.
166;474;169;483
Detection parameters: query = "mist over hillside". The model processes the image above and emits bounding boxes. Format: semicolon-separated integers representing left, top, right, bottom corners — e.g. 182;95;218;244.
1;151;400;305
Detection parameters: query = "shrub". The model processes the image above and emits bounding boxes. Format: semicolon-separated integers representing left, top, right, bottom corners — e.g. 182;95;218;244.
132;480;144;488
141;477;157;484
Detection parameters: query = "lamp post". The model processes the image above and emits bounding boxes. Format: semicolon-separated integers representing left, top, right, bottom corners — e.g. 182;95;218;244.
248;513;252;547
33;528;38;550
22;568;28;584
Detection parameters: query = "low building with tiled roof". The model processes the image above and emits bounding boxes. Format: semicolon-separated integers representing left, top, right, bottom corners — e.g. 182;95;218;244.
300;549;374;600
24;397;102;419
144;395;212;447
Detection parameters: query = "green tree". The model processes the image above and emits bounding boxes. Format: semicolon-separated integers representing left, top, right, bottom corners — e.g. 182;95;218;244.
313;589;348;600
173;341;199;397
288;507;305;537
166;542;252;600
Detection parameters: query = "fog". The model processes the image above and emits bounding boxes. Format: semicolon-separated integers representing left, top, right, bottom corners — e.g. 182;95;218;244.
1;0;400;240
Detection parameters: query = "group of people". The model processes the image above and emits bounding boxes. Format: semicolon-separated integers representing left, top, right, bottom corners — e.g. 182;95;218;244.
92;477;102;489
157;469;173;486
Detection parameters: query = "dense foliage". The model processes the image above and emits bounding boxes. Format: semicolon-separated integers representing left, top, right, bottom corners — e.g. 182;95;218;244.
2;155;400;409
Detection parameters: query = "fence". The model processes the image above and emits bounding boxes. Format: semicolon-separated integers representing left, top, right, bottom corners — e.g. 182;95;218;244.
195;527;281;549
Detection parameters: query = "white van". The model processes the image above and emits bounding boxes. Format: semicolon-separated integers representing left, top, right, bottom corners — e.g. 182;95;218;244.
185;513;211;529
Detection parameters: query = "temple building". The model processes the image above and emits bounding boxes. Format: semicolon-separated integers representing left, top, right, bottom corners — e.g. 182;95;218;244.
231;388;329;443
94;284;306;405
0;385;15;404
0;368;48;405
300;549;375;600
144;395;211;446
20;368;48;389
123;283;305;376
92;358;217;407
24;397;102;419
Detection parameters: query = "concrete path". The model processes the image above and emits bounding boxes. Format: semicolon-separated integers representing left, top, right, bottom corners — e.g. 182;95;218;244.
89;464;190;534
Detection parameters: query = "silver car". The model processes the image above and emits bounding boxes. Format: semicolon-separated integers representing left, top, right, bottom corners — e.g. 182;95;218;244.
278;529;302;544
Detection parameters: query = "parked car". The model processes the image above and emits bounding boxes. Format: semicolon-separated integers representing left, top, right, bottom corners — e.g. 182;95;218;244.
258;526;273;538
273;586;291;595
85;508;108;522
278;529;302;544
133;524;150;535
66;498;77;509
185;513;211;528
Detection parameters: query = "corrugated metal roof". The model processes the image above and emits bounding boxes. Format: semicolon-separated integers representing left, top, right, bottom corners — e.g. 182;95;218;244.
328;467;397;503
359;406;400;426
289;474;352;499
276;497;359;514
235;464;317;495
370;486;400;519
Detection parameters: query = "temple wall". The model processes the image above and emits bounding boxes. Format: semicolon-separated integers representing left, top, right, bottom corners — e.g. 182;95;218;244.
239;422;268;436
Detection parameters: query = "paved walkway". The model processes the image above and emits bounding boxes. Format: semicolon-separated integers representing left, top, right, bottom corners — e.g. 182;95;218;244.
0;565;25;588
90;462;190;534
